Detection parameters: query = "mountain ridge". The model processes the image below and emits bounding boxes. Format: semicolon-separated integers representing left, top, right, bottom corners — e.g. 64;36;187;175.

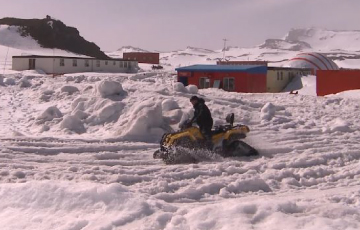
0;16;109;59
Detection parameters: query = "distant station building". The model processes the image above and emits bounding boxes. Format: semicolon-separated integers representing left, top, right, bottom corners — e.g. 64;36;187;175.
282;52;360;96
176;65;268;93
176;60;312;93
216;60;312;92
12;55;139;74
123;52;160;65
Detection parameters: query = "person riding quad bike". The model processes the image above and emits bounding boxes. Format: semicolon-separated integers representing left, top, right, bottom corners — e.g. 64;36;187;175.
189;96;213;150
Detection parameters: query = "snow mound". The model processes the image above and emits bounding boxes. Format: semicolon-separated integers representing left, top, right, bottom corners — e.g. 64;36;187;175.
129;72;157;81
173;82;187;93
95;80;127;98
71;97;125;126
39;89;55;102
86;101;125;125
0;75;4;86
186;84;199;94
323;118;351;133
3;78;16;85
161;99;180;112
60;115;86;134
36;106;63;124
65;76;74;82
283;75;317;96
328;89;360;99
60;85;79;95
260;102;276;121
74;75;85;83
18;78;31;88
223;178;272;194
116;99;170;142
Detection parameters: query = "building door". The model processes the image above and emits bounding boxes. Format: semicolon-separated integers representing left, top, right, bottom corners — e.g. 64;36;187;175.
179;76;188;86
29;59;36;70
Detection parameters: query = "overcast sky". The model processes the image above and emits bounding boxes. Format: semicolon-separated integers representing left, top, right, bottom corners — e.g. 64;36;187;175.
0;0;359;52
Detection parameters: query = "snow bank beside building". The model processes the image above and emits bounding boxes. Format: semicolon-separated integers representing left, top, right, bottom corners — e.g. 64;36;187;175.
283;75;317;96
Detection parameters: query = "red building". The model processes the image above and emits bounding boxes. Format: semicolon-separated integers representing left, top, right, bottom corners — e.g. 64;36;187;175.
123;52;160;64
317;69;360;96
175;65;267;93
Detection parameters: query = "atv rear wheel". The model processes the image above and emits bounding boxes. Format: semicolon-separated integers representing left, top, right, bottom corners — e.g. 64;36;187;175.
226;140;258;157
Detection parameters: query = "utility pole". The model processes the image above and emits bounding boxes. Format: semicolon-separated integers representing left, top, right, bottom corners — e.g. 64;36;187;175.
222;38;228;61
3;46;9;74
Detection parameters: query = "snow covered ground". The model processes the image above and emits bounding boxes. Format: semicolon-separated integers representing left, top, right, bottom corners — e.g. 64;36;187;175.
1;70;360;230
1;26;360;230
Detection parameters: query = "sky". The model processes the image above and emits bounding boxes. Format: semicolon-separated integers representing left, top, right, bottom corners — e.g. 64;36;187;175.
0;0;360;52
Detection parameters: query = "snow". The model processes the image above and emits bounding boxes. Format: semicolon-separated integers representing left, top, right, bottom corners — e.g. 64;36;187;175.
1;70;360;230
36;106;63;124
186;84;199;94
95;80;126;98
1;26;360;230
60;85;80;95
283;75;317;96
3;77;15;85
327;89;360;99
161;99;180;112
60;115;86;134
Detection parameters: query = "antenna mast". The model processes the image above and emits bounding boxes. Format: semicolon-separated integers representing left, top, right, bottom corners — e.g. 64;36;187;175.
3;46;10;74
222;38;228;60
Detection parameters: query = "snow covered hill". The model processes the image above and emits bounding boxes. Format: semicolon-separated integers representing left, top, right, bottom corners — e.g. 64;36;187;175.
107;28;360;70
284;28;360;51
2;26;360;73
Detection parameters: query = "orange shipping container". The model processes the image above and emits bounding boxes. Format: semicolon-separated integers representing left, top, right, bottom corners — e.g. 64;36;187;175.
317;70;360;96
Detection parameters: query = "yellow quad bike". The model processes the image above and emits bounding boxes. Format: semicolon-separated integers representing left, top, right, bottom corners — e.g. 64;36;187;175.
153;113;258;164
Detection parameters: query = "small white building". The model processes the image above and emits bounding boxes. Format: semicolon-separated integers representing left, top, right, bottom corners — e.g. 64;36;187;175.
12;55;139;74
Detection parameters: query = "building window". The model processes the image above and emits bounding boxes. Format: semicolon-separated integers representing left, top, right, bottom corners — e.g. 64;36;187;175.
60;59;65;67
120;61;124;68
96;60;100;67
113;61;116;65
199;77;210;89
124;61;128;68
223;77;235;91
73;59;77;67
105;61;108;65
277;72;280;80
280;72;283;80
85;60;90;67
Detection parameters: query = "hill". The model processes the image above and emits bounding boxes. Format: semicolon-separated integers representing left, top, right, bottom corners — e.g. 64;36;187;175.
0;16;108;59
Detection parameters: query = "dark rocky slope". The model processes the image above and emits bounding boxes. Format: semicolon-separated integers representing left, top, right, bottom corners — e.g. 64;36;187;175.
0;16;109;59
